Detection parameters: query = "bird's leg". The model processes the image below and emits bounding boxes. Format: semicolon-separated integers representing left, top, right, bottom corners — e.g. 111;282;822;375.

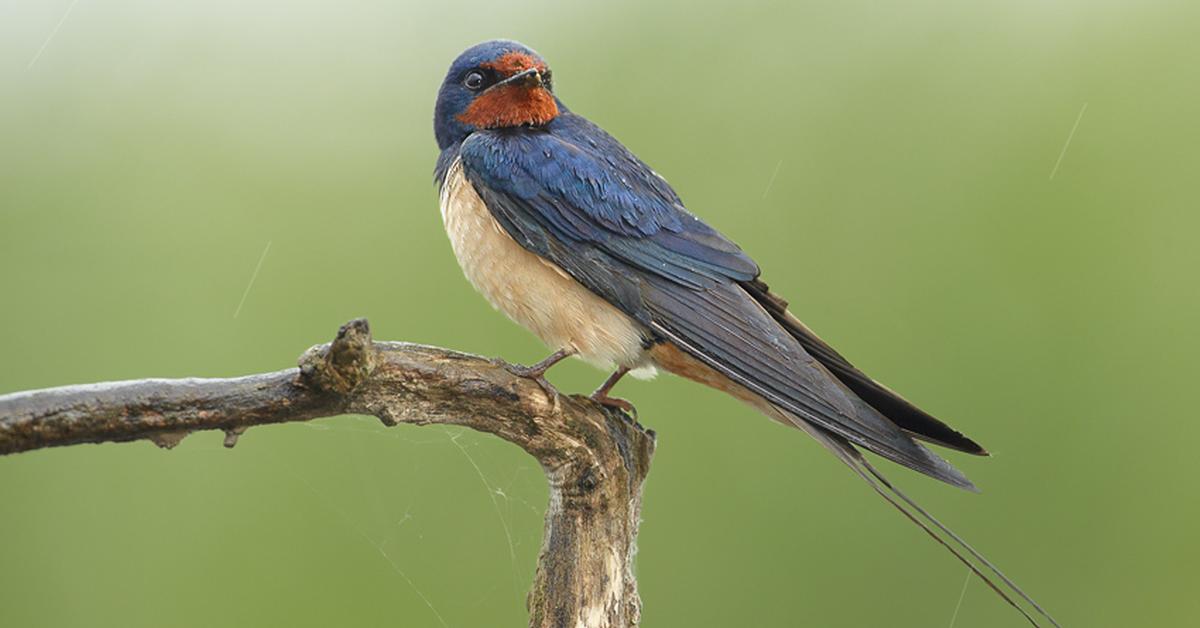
590;367;637;419
499;348;574;399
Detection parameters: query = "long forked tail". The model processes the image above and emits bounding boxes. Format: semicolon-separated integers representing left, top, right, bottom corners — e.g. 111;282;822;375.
800;423;1061;627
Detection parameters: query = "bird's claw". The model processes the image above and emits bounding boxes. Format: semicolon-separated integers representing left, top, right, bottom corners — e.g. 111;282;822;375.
529;375;559;400
589;392;638;421
499;360;561;400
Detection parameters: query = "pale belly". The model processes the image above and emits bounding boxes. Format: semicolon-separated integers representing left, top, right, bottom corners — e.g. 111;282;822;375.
439;159;655;376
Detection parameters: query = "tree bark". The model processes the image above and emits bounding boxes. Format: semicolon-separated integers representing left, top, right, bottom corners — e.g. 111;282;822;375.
0;319;656;628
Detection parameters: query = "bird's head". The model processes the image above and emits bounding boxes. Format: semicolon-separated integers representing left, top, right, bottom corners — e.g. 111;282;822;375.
434;40;558;149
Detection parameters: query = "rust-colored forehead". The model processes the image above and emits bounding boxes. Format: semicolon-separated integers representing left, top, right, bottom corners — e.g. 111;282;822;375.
481;52;548;77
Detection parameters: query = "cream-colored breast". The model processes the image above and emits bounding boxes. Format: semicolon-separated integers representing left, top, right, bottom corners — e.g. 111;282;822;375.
440;158;654;375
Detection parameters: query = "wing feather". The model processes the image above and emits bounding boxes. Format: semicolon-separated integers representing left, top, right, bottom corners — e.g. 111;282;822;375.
457;117;976;489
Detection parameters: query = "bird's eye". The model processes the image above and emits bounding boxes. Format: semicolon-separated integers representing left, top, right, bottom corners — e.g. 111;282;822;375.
463;71;485;90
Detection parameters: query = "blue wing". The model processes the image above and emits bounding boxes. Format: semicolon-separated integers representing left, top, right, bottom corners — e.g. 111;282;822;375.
453;112;975;489
458;114;758;290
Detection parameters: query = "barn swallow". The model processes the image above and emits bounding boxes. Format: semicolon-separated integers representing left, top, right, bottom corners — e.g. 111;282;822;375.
433;40;1056;625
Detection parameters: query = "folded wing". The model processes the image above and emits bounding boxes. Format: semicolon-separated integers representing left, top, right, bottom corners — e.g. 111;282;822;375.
457;116;976;489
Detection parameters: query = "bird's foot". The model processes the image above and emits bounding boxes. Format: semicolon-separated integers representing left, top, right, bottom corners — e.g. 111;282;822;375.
495;348;574;402
500;361;560;399
589;391;638;421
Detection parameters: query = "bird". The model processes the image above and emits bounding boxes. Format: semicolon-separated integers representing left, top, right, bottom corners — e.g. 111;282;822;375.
433;40;1057;626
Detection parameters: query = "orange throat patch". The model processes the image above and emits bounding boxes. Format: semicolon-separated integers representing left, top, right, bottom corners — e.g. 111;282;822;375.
458;51;558;129
458;84;559;129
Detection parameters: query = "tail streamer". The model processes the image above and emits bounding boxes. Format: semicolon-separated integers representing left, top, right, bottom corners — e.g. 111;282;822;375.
801;423;1061;627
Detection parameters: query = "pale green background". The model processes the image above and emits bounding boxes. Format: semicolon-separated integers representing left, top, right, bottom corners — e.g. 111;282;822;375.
2;1;1197;626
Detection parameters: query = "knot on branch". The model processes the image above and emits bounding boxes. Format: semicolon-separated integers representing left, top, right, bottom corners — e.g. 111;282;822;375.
551;404;656;503
298;318;376;394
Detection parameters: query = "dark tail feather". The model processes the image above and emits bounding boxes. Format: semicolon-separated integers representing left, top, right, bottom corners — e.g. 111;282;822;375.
743;279;988;455
801;424;1061;627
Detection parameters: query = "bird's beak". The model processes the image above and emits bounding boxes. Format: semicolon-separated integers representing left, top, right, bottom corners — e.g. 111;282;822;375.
494;67;544;89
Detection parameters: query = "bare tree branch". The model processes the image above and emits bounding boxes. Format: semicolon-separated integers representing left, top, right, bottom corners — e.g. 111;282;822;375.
0;319;656;628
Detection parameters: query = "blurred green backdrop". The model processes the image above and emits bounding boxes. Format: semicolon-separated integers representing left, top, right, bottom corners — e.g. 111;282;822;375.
2;0;1198;626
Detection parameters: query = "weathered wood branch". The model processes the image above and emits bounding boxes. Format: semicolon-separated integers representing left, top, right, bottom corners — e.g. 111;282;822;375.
0;319;656;628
